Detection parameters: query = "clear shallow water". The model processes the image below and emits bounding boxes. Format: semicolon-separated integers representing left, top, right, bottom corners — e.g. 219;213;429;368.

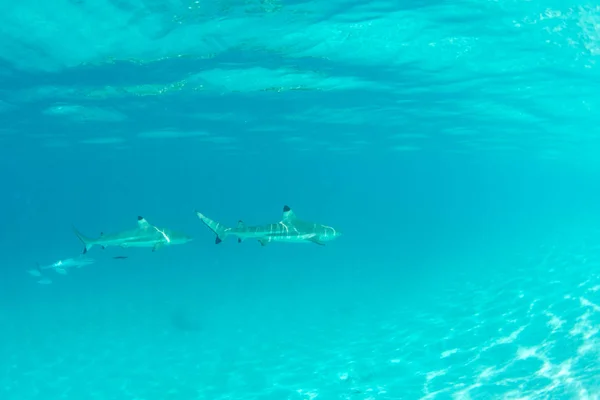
1;0;600;399
2;224;600;399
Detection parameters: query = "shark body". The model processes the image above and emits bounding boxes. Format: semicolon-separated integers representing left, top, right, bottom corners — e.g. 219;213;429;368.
195;205;341;246
37;255;96;275
26;255;95;279
73;216;192;253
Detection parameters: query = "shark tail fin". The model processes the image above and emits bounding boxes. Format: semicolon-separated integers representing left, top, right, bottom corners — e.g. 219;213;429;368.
195;211;229;244
72;226;94;254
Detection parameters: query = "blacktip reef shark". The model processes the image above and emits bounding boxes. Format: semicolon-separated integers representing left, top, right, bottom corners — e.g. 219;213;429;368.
27;255;95;278
194;205;341;246
26;256;95;285
37;255;95;275
72;216;193;254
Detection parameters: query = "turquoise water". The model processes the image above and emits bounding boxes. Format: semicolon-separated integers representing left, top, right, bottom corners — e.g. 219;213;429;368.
2;0;600;399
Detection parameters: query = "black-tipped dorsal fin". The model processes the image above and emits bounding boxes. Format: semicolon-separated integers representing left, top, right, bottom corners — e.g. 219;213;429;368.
282;205;297;223
137;216;151;229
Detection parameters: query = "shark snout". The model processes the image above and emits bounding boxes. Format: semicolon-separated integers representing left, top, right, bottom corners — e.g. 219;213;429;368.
320;226;341;241
168;232;193;244
180;234;194;243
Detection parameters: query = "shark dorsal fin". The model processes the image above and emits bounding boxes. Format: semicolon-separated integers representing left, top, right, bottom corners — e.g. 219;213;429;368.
137;216;151;230
282;205;297;223
237;220;246;229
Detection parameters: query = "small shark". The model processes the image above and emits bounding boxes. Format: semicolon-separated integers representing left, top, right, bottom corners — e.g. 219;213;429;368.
36;255;96;275
73;216;193;254
194;205;341;246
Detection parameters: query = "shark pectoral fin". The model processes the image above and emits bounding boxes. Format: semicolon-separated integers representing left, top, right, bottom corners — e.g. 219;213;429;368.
258;239;269;246
309;237;325;246
215;237;222;245
152;242;165;252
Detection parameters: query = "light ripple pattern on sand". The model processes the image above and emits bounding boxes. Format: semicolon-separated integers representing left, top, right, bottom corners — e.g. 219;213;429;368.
2;230;600;398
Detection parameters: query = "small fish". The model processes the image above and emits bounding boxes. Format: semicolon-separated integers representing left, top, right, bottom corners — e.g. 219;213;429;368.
27;269;42;277
37;278;52;285
113;256;128;260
